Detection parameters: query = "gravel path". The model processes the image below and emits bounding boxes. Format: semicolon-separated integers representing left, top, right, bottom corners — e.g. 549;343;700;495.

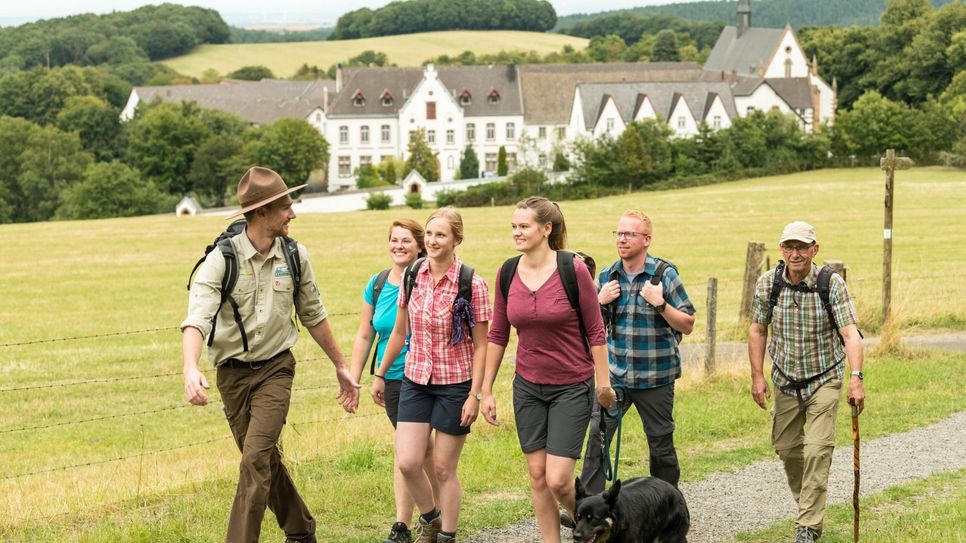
464;334;966;543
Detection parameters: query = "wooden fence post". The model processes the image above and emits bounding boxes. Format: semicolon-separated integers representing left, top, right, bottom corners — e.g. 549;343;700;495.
740;241;767;321
825;260;847;282
706;277;717;375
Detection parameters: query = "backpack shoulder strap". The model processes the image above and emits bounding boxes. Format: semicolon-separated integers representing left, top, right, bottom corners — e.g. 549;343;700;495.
458;263;474;303
816;266;846;345
766;260;787;323
557;251;591;351
211;238;248;352
499;256;522;301
371;269;392;309
367;269;392;375
557;250;581;311
403;257;426;306
649;258;670;287
281;236;301;306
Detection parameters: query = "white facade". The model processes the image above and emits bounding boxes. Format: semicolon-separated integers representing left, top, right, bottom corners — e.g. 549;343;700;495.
704;95;733;130
763;27;810;79
667;97;700;138
734;82;814;131
324;65;524;189
635;97;657;122
592;97;627;140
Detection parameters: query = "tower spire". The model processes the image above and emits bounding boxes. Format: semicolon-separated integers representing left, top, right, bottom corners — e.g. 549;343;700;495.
737;0;751;38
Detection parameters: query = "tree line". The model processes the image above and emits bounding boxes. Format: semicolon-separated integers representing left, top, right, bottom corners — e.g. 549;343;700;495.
0;64;327;223
0;4;229;70
554;0;956;32
330;0;557;40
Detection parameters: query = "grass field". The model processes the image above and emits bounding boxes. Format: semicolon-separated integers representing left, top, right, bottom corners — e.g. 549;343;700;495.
737;469;966;542
0;167;964;540
160;31;589;79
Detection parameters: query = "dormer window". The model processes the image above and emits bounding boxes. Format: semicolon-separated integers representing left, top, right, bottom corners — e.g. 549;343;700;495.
459;88;472;106
381;89;394;107
487;87;500;104
352;89;365;107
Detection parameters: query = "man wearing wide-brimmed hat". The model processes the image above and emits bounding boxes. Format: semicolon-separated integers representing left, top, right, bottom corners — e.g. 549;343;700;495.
748;221;865;543
181;166;360;543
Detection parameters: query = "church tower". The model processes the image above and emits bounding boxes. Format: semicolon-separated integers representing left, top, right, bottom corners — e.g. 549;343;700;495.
737;0;751;38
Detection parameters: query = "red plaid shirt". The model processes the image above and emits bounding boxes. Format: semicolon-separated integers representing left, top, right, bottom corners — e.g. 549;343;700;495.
400;257;492;385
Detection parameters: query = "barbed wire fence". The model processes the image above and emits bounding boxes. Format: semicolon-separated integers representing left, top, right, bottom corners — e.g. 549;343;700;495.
0;275;959;525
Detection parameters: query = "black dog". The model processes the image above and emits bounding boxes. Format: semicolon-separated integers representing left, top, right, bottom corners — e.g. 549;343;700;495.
572;476;689;543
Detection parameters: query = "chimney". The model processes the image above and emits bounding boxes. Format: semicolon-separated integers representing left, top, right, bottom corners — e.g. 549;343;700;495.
737;0;751;38
323;85;329;111
335;63;343;93
811;83;821;134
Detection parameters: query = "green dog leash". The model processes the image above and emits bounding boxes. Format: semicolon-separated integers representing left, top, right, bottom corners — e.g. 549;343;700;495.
600;386;626;483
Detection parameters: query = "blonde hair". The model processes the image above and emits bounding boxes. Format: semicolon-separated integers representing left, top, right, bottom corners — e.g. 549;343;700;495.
425;206;464;243
390;219;426;258
621;210;653;235
517;196;567;250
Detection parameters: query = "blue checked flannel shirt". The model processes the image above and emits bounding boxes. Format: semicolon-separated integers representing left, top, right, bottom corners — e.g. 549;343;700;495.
599;255;696;390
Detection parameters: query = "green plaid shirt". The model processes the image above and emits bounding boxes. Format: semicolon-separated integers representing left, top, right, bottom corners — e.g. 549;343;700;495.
751;263;857;401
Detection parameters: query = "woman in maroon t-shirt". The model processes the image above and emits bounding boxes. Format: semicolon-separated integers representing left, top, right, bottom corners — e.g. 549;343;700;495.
481;196;616;543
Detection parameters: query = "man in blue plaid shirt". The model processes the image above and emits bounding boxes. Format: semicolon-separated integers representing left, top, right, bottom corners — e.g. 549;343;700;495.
578;210;695;494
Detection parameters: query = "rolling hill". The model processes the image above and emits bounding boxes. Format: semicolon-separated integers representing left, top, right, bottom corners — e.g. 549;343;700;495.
162;30;589;79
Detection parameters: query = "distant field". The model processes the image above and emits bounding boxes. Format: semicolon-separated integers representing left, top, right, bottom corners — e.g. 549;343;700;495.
1;167;964;540
161;31;589;78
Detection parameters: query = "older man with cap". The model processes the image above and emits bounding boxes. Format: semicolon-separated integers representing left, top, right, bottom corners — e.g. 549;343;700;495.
181;166;360;543
748;221;865;543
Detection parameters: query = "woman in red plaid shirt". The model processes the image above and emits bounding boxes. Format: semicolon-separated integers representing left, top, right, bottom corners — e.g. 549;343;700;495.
373;207;492;543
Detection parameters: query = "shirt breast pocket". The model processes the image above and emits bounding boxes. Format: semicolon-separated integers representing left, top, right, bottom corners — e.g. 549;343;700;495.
434;291;456;319
231;275;257;314
272;275;295;314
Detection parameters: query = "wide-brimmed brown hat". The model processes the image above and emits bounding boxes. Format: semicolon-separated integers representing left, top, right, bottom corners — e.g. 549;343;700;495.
228;166;306;219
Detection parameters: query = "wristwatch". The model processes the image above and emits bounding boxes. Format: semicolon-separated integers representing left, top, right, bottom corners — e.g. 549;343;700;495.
469;392;482;401
654;301;667;313
850;370;864;380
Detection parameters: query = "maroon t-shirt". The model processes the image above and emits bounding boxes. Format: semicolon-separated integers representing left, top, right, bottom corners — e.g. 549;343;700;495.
488;257;606;385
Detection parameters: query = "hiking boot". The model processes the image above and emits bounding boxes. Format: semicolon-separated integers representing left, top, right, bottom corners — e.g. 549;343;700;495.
559;510;575;529
413;515;441;543
383;521;412;543
794;526;819;543
436;533;456;543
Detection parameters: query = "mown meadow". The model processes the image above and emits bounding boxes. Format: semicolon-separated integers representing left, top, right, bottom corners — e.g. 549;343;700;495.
0;167;964;541
161;31;589;78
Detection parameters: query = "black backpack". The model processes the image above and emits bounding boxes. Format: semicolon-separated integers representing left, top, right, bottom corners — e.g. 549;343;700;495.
601;257;680;343
186;218;302;353
402;257;476;343
765;260;861;410
498;251;596;350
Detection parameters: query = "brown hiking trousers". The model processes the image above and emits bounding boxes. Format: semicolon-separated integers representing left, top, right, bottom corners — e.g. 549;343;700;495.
217;350;316;543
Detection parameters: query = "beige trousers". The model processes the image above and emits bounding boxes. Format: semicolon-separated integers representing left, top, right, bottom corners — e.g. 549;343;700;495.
772;379;841;535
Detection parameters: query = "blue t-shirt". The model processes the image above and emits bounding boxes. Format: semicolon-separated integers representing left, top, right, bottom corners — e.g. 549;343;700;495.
363;272;408;381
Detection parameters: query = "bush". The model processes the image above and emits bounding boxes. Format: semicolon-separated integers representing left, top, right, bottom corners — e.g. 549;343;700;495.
365;192;392;210
434;189;459;207
357;164;390;188
404;191;423;209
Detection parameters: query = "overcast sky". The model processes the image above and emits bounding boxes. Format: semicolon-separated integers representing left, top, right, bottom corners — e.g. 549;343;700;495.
1;0;695;26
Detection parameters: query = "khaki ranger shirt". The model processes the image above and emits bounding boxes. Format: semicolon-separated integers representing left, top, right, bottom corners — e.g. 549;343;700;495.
180;232;327;366
751;262;857;401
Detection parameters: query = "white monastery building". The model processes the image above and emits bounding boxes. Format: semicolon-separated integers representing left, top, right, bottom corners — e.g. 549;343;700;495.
121;0;835;190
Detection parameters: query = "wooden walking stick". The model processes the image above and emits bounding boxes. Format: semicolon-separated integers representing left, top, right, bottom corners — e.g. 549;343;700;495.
851;404;861;542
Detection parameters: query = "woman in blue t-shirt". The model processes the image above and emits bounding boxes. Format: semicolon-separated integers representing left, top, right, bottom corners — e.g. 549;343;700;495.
348;218;437;543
